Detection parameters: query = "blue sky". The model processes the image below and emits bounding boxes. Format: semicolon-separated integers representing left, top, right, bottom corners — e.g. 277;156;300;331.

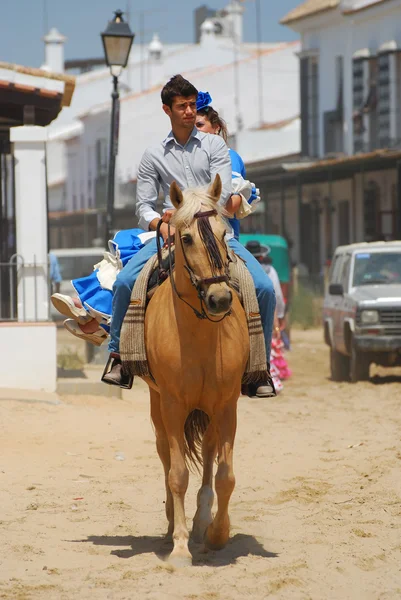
1;0;300;68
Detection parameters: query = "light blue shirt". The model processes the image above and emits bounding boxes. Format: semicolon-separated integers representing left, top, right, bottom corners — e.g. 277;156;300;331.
49;252;62;284
135;127;232;231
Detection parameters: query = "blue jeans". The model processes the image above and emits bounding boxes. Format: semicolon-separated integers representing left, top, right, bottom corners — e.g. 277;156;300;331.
109;237;276;361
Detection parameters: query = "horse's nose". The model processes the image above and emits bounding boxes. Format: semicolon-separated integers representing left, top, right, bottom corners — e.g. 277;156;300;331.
208;290;232;314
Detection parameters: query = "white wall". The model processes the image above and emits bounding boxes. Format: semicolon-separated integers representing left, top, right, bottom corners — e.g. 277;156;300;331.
299;0;401;157
0;323;57;392
48;183;65;212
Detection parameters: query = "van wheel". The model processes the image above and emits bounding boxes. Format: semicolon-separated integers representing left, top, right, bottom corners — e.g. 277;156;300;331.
349;341;370;383
330;348;350;382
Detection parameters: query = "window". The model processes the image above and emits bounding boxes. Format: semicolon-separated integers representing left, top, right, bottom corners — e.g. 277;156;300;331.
96;138;108;176
378;52;391;147
353;58;365;152
329;253;343;284
324;56;344;155
340;254;351;291
367;58;378;150
300;54;319;158
308;58;319;157
353;56;378;152
353;251;401;286
338;200;350;246
397;53;401;142
364;181;380;242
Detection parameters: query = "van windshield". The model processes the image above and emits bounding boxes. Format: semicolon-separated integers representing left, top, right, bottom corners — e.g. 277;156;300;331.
57;255;103;281
353;252;401;286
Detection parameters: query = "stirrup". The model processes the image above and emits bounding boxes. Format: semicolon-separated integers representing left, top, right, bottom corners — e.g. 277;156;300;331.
101;353;134;390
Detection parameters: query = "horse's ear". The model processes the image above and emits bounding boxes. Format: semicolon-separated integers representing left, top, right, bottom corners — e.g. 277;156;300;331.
208;174;222;203
170;181;184;209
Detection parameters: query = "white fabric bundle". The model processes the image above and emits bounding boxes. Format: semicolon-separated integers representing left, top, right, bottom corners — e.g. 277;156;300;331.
232;176;261;220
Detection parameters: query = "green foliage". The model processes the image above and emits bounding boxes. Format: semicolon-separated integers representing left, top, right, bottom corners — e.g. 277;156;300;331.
290;284;322;330
57;348;85;371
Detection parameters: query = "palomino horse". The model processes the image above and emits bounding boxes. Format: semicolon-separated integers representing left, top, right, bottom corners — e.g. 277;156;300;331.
144;175;249;566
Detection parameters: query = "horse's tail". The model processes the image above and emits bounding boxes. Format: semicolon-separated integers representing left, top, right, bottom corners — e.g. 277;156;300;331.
184;409;210;472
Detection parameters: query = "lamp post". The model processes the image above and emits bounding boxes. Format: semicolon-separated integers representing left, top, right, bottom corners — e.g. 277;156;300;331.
101;9;134;248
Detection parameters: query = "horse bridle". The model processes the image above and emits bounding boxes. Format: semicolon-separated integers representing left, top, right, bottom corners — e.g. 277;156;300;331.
156;209;232;322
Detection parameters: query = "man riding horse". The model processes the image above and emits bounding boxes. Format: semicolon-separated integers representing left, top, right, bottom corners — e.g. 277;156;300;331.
100;74;276;397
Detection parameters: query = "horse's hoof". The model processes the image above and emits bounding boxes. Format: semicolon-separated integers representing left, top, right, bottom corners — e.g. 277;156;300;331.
168;552;193;568
205;538;227;551
205;524;229;551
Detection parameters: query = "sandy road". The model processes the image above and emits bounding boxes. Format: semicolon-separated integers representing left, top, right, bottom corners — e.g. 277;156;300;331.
0;329;401;599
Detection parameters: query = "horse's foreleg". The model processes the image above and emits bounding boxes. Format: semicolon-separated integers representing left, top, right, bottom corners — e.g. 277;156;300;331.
161;399;192;566
192;423;216;543
150;389;173;538
206;401;237;550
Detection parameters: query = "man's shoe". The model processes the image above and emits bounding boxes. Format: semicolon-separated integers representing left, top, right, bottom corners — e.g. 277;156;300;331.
255;381;276;398
101;353;133;389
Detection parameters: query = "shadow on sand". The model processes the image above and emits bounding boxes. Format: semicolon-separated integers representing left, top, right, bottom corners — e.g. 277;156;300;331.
72;532;278;566
370;374;401;385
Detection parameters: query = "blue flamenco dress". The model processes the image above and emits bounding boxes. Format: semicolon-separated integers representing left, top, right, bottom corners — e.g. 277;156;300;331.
72;228;149;327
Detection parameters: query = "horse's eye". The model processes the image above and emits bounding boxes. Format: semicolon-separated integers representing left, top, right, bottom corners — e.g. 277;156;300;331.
181;234;193;245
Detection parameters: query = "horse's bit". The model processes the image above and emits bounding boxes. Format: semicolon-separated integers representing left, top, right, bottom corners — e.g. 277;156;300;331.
156;209;232;322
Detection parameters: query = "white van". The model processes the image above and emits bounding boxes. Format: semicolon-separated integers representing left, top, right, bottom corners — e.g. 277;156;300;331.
51;247;104;320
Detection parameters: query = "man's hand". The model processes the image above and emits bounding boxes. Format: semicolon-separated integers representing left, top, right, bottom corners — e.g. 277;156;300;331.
225;193;242;215
149;211;176;244
161;210;176;244
162;209;175;223
160;223;175;244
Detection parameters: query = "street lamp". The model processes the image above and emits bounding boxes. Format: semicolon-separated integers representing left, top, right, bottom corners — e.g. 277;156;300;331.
101;9;135;248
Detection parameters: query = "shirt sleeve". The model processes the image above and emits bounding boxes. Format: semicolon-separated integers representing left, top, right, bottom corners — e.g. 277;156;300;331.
135;149;161;230
209;136;232;207
49;253;62;284
229;149;246;179
267;266;286;319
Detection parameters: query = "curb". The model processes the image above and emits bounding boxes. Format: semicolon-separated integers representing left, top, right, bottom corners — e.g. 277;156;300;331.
0;388;62;405
56;378;122;398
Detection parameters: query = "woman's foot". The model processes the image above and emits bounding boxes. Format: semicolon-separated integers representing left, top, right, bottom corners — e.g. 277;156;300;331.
51;294;91;324
63;319;108;346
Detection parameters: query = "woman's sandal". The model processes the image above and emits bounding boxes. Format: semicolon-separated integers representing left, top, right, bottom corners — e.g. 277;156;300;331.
51;294;91;324
63;319;108;347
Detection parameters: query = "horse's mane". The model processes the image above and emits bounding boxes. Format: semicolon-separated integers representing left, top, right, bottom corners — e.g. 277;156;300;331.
171;186;225;230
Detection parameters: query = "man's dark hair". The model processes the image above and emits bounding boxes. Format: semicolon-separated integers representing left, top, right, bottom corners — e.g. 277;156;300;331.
161;75;198;108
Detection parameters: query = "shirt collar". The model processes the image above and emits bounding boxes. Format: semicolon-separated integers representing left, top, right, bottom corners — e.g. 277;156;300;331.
162;127;202;147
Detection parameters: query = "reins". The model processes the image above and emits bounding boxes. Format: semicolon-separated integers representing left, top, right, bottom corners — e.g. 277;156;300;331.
156;209;232;322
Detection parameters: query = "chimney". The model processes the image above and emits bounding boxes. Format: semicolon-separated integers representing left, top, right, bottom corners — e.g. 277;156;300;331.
226;0;244;43
148;33;163;61
42;28;67;73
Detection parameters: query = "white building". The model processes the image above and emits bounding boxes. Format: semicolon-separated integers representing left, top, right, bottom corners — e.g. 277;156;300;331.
0;61;75;392
43;1;301;247
256;0;401;277
282;0;401;158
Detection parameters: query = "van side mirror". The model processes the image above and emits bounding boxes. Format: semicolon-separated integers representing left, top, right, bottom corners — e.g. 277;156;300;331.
329;283;344;296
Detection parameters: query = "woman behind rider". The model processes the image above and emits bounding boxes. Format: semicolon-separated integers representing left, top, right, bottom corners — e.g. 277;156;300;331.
52;92;259;345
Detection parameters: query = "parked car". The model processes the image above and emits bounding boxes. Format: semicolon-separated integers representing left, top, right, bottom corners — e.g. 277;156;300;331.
50;247;104;321
323;241;401;382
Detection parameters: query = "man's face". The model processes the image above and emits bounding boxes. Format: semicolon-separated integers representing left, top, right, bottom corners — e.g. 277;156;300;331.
163;95;197;130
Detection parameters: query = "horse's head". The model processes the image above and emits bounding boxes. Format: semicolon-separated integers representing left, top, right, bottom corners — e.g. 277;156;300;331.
170;175;233;318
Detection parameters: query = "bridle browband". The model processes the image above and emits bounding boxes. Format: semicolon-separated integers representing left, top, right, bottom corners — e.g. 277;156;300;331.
156;209;232;322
